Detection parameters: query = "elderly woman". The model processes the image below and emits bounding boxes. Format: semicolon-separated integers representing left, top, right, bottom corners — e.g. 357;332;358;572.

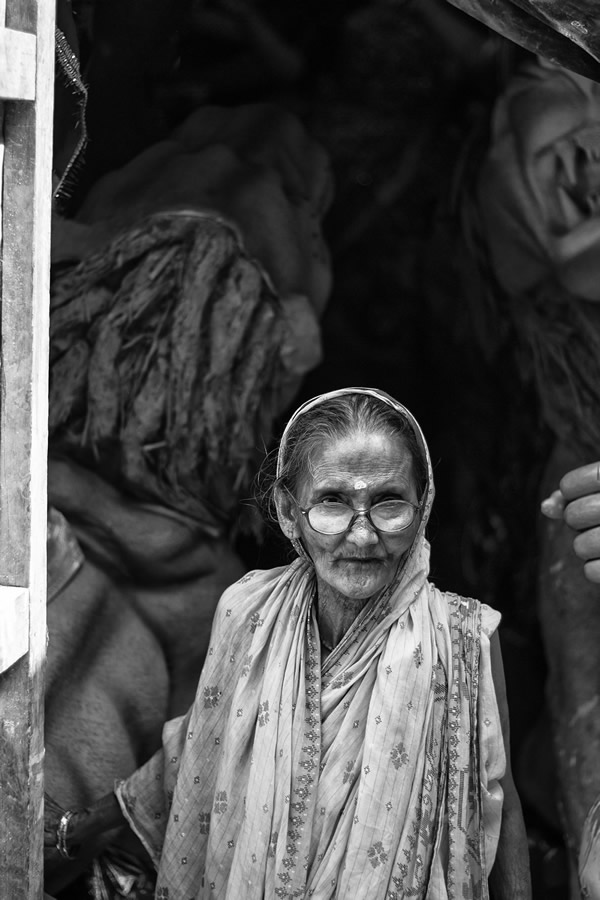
45;387;531;899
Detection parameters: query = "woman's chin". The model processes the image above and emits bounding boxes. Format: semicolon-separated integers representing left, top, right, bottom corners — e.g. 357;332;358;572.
333;569;390;602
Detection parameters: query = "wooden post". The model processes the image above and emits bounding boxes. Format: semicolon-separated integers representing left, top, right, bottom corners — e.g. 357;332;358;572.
0;0;55;895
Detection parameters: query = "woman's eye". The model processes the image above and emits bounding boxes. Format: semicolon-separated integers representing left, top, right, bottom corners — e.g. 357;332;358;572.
320;495;343;505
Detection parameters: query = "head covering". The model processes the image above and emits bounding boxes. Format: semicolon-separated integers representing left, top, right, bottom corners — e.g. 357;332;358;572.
277;387;431;484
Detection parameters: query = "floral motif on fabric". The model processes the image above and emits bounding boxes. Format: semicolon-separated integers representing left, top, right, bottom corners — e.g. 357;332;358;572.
390;742;410;769
413;641;423;668
330;671;353;690
432;660;447;701
368;841;389;868
241;654;253;677
275;882;304;898
250;612;263;632
214;791;228;814
268;831;279;857
258;700;270;726
237;571;257;584
198;811;211;834
342;760;356;784
203;686;222;709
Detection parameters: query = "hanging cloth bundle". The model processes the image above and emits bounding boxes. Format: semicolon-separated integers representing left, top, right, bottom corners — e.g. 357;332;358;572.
49;211;289;535
445;0;600;81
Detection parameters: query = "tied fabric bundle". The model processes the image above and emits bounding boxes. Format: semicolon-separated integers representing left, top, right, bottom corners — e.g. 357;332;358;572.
475;58;600;455
49;103;332;535
49;210;295;534
445;0;600;81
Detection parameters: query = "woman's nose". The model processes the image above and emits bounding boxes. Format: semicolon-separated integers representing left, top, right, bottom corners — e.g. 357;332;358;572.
346;514;379;545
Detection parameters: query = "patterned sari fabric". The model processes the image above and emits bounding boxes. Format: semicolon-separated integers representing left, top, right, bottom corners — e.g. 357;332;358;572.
116;545;504;899
580;795;600;899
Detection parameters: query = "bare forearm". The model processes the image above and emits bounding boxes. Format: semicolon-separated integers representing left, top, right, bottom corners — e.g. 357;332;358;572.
74;791;127;847
489;798;532;900
488;634;532;899
45;791;127;860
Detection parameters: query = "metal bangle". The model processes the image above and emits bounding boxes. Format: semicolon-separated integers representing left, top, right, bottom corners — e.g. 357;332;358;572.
56;810;77;860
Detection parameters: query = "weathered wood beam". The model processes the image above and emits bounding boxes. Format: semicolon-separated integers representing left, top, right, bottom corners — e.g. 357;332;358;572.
0;586;29;674
0;27;36;101
0;0;54;895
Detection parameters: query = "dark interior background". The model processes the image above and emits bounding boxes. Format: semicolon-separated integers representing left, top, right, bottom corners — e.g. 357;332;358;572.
56;1;570;894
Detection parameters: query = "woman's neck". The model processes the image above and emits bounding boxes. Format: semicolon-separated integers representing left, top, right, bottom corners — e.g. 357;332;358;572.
315;578;371;651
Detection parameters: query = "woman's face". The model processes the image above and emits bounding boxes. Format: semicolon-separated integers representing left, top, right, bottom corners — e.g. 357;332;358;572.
290;429;421;603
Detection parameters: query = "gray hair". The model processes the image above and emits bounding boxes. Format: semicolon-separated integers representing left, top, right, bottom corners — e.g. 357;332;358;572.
260;392;428;521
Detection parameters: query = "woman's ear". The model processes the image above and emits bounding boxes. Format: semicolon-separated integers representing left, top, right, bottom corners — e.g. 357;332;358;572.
274;486;301;540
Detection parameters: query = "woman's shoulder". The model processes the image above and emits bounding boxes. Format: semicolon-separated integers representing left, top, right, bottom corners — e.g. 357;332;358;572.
213;561;297;619
429;585;501;638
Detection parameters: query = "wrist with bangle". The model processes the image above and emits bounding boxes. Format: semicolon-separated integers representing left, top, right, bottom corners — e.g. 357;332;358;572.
53;791;124;859
56;809;80;860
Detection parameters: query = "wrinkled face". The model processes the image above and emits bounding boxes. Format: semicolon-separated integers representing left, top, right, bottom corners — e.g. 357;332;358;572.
284;429;421;603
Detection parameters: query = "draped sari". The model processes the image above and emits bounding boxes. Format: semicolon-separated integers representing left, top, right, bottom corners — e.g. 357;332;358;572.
116;388;504;898
116;542;504;899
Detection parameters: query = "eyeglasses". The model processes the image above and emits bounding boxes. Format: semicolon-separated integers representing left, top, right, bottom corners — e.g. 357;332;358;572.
290;495;420;535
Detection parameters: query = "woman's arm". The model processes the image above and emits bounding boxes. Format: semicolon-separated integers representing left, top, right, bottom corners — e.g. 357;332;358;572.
44;791;127;863
488;631;533;900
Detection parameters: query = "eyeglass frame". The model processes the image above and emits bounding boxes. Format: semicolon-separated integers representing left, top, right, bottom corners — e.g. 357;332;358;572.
284;488;421;536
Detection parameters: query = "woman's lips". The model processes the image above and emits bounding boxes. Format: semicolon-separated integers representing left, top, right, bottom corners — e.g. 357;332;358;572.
338;557;382;564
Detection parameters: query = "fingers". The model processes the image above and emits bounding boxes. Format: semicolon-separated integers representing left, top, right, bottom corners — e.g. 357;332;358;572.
573;525;600;562
559;461;600;501
583;559;600;584
540;489;566;519
541;474;600;586
563;493;600;531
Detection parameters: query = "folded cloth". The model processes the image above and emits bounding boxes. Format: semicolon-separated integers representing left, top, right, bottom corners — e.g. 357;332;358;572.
89;844;156;900
580;795;600;899
47;506;84;603
446;0;600;81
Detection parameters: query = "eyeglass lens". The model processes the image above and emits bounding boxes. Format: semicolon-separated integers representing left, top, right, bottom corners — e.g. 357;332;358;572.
307;501;415;534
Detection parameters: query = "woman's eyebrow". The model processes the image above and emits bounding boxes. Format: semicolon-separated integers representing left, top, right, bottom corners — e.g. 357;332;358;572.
311;482;346;494
312;477;409;493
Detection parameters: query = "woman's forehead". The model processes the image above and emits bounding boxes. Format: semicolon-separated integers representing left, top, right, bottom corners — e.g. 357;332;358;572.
304;430;414;485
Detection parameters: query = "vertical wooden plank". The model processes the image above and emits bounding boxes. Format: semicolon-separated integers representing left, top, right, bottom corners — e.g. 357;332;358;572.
0;0;54;895
0;28;37;100
0;99;4;248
